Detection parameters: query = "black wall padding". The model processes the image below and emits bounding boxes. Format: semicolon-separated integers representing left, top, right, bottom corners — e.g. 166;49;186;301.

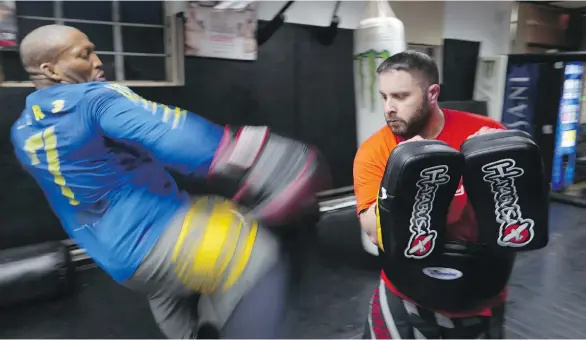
0;241;74;307
0;22;357;249
440;39;481;102
565;12;584;51
134;23;357;191
294;26;356;189
0;88;66;250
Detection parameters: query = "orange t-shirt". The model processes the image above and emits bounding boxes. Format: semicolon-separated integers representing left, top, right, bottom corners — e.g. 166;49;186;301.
353;109;507;318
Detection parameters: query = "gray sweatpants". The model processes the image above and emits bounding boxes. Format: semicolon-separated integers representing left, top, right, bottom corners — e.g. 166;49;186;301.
123;197;288;339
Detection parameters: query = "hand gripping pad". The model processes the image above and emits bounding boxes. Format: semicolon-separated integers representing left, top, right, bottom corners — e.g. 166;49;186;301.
461;130;549;251
377;140;464;260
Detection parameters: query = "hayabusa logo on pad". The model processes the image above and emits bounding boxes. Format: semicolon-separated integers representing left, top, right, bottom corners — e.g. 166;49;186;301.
405;165;450;259
482;159;535;247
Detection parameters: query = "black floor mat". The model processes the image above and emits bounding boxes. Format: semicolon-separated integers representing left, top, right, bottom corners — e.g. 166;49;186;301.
0;202;584;339
504;203;586;339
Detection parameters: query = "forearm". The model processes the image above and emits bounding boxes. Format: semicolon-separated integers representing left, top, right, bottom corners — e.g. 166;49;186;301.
94;87;224;177
148;113;224;177
359;203;379;245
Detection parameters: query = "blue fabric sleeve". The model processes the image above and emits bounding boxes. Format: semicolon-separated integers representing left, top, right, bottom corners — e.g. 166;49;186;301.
87;84;224;176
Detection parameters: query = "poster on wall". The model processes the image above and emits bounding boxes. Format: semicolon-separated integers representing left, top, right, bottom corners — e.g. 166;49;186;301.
184;1;258;61
500;63;541;137
0;0;17;48
551;62;583;191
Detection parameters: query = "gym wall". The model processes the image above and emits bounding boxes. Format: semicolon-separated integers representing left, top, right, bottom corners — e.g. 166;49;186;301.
0;20;356;250
134;22;357;190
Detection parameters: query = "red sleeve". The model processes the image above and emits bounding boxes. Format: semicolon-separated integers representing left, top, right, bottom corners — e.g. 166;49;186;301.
470;115;507;133
488;119;506;130
472;114;506;130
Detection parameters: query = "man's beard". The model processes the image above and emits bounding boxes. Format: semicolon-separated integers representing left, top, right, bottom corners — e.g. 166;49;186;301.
386;99;432;139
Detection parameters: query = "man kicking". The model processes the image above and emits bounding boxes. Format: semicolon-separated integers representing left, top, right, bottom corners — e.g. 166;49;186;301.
11;24;330;339
354;51;548;338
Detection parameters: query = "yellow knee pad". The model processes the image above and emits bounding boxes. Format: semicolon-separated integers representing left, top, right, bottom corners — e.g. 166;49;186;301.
171;196;259;294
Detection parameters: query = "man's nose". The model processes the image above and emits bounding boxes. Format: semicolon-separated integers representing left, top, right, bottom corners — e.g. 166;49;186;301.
384;99;396;115
92;54;103;69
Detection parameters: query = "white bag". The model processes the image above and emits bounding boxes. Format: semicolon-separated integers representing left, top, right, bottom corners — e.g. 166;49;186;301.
353;0;406;256
354;0;406;147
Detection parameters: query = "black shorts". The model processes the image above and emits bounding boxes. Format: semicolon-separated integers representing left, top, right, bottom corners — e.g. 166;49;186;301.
363;279;505;339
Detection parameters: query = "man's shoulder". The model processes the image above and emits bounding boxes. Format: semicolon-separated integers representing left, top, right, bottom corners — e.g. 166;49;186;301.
358;126;396;153
76;82;142;113
82;82;126;98
11;85;92;140
27;83;115;110
50;83;115;116
444;109;504;129
47;82;110;97
355;126;395;166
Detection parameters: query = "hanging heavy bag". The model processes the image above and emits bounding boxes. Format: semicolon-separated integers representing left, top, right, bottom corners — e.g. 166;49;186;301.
0;241;75;307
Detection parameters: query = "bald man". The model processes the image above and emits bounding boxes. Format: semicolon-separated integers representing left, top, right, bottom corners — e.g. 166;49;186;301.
11;25;330;338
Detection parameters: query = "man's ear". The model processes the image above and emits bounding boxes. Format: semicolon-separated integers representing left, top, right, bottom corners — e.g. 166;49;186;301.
428;84;441;105
39;62;61;82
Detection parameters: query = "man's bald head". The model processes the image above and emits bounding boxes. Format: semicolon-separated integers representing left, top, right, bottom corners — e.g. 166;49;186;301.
20;24;80;72
19;24;104;87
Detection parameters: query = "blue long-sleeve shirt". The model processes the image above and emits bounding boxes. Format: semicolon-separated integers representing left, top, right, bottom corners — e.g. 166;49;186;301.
11;82;224;282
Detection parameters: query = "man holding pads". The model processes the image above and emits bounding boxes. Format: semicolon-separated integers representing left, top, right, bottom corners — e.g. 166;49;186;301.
354;51;549;338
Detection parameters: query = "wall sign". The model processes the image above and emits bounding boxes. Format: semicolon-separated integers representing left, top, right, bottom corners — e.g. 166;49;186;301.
500;63;541;136
184;1;258;61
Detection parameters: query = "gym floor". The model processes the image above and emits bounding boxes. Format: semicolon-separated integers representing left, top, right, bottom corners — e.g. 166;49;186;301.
0;202;584;339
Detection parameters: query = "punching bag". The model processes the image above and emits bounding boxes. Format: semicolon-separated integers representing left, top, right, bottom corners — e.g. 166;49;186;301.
0;241;74;307
353;0;406;256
